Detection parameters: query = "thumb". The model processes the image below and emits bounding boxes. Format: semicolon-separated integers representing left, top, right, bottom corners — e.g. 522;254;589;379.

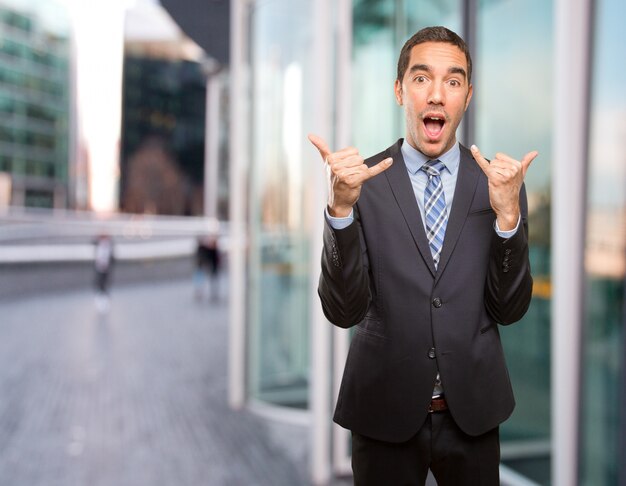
521;150;538;176
308;133;331;160
367;157;394;179
470;144;490;174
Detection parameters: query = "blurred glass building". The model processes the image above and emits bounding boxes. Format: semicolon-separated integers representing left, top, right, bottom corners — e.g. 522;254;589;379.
0;0;71;208
226;0;626;485
122;1;228;219
121;55;208;216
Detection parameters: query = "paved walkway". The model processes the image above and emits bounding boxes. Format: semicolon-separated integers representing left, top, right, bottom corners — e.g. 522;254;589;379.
0;275;331;486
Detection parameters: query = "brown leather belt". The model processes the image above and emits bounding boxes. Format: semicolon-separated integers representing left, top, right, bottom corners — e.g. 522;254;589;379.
428;396;448;413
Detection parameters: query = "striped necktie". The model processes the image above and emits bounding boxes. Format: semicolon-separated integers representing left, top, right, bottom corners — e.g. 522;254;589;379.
422;159;448;269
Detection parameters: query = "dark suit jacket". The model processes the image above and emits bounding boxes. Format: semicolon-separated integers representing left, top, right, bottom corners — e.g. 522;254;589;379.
318;139;533;443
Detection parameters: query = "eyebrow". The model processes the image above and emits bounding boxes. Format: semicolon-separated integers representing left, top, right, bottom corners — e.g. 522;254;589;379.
408;64;467;79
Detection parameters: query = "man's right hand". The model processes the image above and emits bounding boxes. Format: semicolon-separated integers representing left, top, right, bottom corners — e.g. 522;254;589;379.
308;134;393;217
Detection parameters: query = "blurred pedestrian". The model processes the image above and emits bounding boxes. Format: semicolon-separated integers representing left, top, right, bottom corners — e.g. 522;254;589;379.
93;233;114;312
194;235;221;301
204;235;220;301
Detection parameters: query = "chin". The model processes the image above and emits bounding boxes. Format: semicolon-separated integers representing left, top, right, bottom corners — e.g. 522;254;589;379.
419;144;445;159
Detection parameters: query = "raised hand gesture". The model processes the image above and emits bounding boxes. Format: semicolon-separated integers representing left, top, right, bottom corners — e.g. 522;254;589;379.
308;134;393;217
470;145;538;231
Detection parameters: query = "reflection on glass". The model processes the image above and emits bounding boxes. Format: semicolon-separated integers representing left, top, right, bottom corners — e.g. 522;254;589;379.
353;1;555;479
476;0;553;483
352;0;461;156
580;0;626;484
247;0;314;408
352;0;400;155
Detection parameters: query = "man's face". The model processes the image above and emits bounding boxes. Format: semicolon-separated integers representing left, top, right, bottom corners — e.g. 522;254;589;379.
394;41;473;159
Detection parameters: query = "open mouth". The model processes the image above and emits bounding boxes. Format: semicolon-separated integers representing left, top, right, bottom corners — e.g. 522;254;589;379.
423;116;445;139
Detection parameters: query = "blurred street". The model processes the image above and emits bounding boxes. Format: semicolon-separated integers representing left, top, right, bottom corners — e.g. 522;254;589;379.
0;270;330;486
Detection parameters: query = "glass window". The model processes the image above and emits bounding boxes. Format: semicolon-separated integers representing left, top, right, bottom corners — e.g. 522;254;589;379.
247;0;315;408
0;0;70;204
0;155;10;172
352;0;401;155
352;0;461;155
3;10;31;31
580;0;626;484
475;0;553;482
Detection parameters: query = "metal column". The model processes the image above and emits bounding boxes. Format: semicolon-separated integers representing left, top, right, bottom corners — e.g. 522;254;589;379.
228;0;250;410
552;0;594;484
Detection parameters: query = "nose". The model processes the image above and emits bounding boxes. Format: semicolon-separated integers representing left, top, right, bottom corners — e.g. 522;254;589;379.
427;81;445;105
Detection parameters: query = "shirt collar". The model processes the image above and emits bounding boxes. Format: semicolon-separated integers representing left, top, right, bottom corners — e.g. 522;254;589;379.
401;139;460;176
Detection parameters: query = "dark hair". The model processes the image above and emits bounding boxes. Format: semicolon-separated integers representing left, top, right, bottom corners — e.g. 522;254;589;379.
396;26;472;83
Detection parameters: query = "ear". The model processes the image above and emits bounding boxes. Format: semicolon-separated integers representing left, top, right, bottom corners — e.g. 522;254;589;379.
464;84;473;111
394;79;403;106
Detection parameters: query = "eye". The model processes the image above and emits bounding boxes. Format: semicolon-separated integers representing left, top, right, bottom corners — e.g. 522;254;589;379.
449;79;461;87
414;75;427;83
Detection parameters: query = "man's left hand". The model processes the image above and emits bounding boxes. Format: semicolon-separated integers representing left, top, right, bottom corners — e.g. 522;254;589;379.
471;145;538;231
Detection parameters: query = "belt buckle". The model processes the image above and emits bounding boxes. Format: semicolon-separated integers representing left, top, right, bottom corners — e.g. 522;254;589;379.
429;396;446;413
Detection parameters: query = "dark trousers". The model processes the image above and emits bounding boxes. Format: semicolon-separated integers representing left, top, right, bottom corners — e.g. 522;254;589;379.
351;411;500;486
95;270;110;294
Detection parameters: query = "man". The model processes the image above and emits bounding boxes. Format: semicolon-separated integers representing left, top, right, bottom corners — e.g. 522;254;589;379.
93;233;114;313
309;26;536;485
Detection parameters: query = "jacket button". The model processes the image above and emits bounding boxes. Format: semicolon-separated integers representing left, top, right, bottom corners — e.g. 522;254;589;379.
432;297;442;308
428;348;436;359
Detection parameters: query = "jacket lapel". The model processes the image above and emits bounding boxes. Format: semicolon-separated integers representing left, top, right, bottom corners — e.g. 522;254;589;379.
434;144;481;283
384;140;437;277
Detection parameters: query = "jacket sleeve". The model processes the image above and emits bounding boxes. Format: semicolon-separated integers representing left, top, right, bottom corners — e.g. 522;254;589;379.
317;207;371;328
484;184;533;325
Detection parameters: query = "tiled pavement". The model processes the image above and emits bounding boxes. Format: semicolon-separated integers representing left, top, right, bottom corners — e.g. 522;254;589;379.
0;275;346;486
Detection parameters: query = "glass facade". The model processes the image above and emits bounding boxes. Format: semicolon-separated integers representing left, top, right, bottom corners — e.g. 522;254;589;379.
352;0;461;157
0;0;70;208
246;0;315;408
475;1;553;483
580;0;626;484
239;0;626;483
351;0;553;481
